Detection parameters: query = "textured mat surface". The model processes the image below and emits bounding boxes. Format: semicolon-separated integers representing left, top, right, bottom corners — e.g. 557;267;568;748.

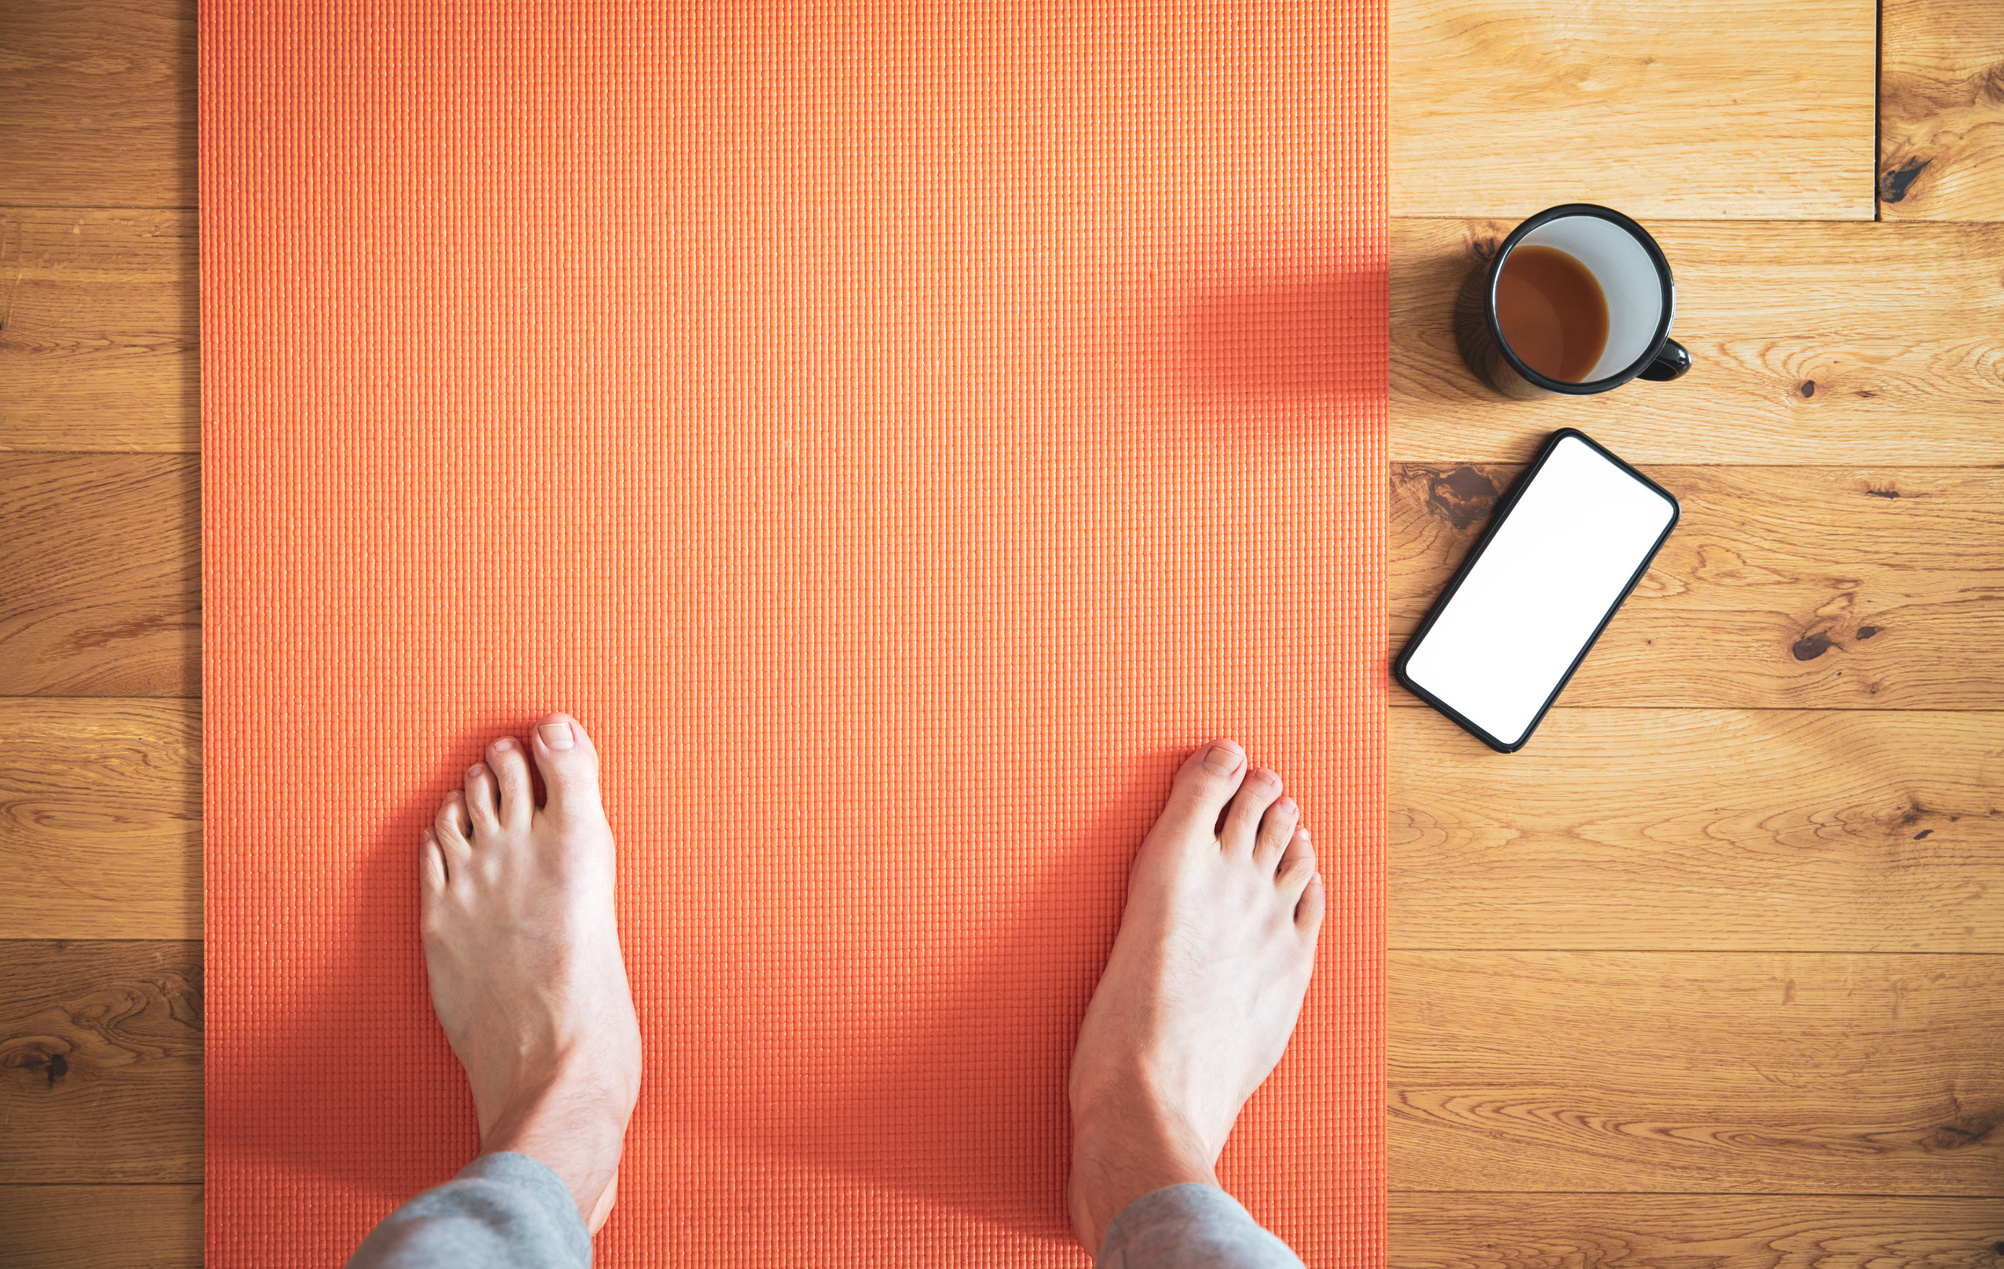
201;3;1386;1264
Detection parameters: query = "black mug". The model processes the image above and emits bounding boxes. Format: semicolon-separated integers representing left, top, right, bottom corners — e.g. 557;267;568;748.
1454;203;1692;399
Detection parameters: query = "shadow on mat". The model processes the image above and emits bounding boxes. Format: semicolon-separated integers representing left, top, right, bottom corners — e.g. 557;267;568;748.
1097;230;1385;423
1180;272;1378;406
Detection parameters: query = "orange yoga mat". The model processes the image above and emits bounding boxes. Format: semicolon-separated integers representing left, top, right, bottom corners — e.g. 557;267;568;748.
201;3;1386;1264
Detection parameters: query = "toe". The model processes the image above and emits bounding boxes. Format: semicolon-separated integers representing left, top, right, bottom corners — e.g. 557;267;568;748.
1163;739;1248;824
434;791;472;860
529;712;602;818
1221;767;1284;855
1253;796;1299;870
1295;869;1327;936
420;828;449;892
1276;826;1317;901
486;736;534;825
464;762;502;837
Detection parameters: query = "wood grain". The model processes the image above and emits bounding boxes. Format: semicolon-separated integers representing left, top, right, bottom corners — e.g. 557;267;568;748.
5;0;1880;220
11;213;1999;467
7;946;2001;1201
0;699;200;941
1391;463;2004;710
0;1185;201;1269
1879;0;2004;221
1390;951;2004;1195
0;0;195;208
1391;220;2004;465
0;941;200;1184
0;210;198;453
12;0;2004;1264
7;1192;2004;1269
0;454;198;697
1388;1193;2004;1269
1390;0;1875;220
1391;708;2004;952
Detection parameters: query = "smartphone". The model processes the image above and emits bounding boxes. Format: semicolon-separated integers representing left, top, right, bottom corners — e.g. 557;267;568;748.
1394;428;1679;753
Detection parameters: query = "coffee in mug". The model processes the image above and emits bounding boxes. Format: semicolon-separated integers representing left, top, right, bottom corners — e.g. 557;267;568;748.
1455;203;1691;398
1494;245;1609;383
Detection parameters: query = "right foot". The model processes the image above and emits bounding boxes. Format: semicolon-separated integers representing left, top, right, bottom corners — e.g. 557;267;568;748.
419;712;643;1233
1066;739;1326;1255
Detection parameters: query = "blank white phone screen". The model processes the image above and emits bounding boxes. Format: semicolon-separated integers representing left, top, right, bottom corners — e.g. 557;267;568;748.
1403;435;1675;747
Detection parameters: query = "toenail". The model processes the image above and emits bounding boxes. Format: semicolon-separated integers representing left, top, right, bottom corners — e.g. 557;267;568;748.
1278;797;1297;815
1254;768;1279;785
539;721;575;750
467;764;484;779
493;737;515;751
1202;743;1243;775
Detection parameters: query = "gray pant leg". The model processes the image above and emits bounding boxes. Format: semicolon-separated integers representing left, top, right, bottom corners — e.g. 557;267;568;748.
346;1152;592;1269
1096;1183;1307;1269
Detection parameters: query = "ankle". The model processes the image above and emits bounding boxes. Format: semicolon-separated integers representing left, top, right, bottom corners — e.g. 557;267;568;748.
481;1115;626;1229
479;1081;632;1228
1068;1100;1219;1256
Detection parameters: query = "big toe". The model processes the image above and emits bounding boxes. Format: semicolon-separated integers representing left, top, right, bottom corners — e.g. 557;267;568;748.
1159;738;1249;828
530;712;603;815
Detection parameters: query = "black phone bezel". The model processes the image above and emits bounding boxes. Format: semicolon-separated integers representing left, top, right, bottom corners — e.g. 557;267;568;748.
1391;428;1681;753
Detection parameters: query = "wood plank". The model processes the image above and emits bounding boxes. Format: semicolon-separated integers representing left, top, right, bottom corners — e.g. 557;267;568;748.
10;946;2000;1200
0;0;195;208
0;454;198;697
1391;464;2004;710
0;1185;200;1269
0;210;198;453
1879;0;2004;221
4;0;1886;220
0;941;201;1184
1391;709;2004;952
1389;951;2004;1194
0;699;200;941
1388;1193;2004;1269
1389;0;1875;220
1391;220;2004;465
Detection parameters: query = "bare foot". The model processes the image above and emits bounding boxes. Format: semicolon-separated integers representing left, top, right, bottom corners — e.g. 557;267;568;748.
1067;739;1325;1255
419;712;643;1233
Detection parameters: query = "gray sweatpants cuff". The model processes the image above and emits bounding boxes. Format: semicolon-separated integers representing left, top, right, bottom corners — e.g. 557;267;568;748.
1096;1183;1307;1269
345;1151;591;1269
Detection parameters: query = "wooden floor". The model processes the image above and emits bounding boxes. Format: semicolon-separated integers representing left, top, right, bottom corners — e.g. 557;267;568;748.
2;0;2000;1263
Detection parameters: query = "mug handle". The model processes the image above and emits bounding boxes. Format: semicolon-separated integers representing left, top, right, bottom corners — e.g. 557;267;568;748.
1637;338;1693;382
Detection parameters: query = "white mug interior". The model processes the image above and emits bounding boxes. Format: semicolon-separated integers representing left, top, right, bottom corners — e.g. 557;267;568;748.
1512;214;1668;383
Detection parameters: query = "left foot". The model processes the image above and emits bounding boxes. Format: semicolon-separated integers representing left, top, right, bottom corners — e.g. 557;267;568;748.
419;712;643;1233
